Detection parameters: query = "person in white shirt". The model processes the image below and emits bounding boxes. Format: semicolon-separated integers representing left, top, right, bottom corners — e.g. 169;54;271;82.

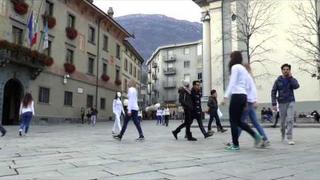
164;106;170;127
19;93;35;136
156;107;163;125
222;51;262;151
112;92;125;135
114;80;145;141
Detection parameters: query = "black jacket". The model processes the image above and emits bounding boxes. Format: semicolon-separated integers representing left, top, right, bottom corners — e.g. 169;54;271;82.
207;96;218;114
178;87;193;110
191;88;202;116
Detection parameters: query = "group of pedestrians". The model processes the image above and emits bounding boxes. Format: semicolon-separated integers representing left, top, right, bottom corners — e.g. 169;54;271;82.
156;107;170;126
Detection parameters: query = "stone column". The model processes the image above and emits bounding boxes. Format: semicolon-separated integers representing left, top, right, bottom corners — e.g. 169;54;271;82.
201;11;211;101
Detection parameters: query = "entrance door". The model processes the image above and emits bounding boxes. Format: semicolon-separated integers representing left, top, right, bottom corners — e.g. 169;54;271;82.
2;79;23;125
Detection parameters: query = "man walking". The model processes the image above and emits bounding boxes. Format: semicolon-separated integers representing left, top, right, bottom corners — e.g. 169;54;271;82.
172;80;197;141
191;80;212;138
271;64;299;145
114;80;144;141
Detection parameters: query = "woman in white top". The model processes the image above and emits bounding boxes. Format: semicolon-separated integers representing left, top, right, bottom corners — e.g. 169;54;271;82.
112;92;125;134
19;93;35;136
164;107;170;126
223;51;262;151
156;108;163;125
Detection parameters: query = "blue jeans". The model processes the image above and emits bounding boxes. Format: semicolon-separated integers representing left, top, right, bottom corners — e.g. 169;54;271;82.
19;112;33;133
119;110;144;138
239;103;268;140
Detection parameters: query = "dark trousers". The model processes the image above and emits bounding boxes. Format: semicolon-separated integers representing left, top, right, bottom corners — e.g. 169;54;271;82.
119;110;144;138
165;115;169;126
0;125;6;134
194;114;207;136
208;111;223;131
81;114;85;124
19;112;33;133
273;112;280;126
174;109;193;137
229;94;256;146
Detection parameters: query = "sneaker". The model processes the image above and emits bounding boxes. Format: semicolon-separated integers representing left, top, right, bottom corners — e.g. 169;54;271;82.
288;140;295;145
204;133;213;139
218;129;227;133
262;140;271;148
172;131;178;140
19;129;22;137
136;136;145;141
187;137;197;141
225;145;240;151
113;135;122;141
1;130;6;137
254;134;263;148
208;130;215;135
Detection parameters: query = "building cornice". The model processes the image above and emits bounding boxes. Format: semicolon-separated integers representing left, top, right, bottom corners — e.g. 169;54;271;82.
192;0;219;7
123;40;144;64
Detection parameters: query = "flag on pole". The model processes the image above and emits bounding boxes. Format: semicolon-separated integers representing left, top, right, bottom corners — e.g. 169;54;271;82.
27;11;38;47
43;20;49;50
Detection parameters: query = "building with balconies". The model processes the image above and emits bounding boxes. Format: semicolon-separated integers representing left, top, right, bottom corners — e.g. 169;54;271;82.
0;0;133;125
146;40;202;108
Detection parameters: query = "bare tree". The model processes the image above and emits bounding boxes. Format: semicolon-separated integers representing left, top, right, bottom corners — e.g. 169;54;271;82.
231;0;278;78
289;0;320;79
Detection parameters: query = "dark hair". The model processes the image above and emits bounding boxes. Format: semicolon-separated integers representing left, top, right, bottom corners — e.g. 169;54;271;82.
210;89;216;95
114;92;121;100
192;80;200;86
229;51;243;73
22;93;33;107
281;63;291;70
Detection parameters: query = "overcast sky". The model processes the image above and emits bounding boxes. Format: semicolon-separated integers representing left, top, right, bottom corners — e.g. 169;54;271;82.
93;0;202;22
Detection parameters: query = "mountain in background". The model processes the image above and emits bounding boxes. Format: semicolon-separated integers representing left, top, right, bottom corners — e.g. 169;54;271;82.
115;14;202;63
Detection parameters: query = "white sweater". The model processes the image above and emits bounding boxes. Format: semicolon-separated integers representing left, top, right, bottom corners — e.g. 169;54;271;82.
19;101;35;115
224;64;250;98
246;74;257;103
127;87;139;112
112;98;124;114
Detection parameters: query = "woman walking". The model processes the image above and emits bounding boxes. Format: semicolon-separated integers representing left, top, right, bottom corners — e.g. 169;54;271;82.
207;89;227;134
222;51;262;151
112;92;125;135
19;93;35;136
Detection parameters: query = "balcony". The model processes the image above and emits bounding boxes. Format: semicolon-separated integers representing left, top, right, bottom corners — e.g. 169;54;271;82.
163;55;176;62
0;42;50;80
163;67;176;75
152;74;158;80
163;80;176;88
152;61;157;68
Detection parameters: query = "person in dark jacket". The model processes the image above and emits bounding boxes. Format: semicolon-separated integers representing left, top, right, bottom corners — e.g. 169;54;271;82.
271;63;299;145
191;80;212;138
172;80;197;141
207;89;227;134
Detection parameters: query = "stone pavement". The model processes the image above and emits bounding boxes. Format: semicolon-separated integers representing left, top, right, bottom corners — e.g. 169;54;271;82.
0;120;320;180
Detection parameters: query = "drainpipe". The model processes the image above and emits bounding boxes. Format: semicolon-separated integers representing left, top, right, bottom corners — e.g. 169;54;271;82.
95;18;102;108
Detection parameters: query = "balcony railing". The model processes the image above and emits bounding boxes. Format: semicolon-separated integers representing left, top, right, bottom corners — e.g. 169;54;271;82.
163;55;176;62
163;67;176;75
163;81;176;88
152;61;157;68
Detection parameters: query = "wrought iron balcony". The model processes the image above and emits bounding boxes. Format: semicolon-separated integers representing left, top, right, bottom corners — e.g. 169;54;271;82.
163;67;176;75
163;55;176;62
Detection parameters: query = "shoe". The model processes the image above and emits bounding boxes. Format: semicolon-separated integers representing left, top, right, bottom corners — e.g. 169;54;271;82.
218;128;227;133
113;135;122;141
172;131;178;140
204;133;212;139
19;129;22;137
1;130;6;137
225;142;232;147
208;130;215;135
254;134;263;148
288;140;295;145
136;136;145;141
187;137;197;141
262;140;271;148
225;145;240;151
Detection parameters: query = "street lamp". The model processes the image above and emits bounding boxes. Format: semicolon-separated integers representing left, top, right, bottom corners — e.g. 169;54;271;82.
231;13;237;21
201;11;210;22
